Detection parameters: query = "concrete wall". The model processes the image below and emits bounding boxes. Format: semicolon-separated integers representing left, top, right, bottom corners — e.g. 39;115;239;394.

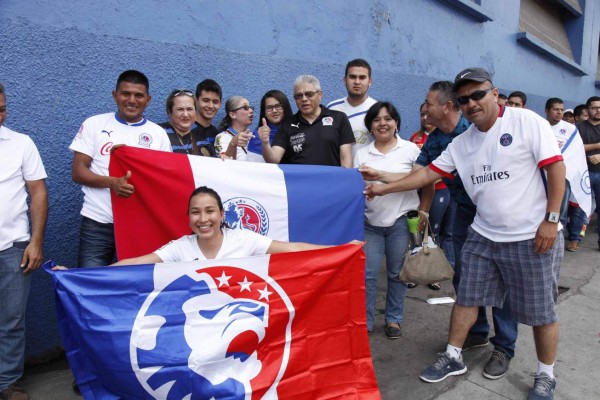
1;0;598;358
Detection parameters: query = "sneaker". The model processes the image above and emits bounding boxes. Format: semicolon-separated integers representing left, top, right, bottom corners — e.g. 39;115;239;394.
483;350;511;379
385;323;402;339
404;282;417;289
420;353;467;383
0;385;30;400
462;335;490;351
528;372;556;399
428;282;441;290
566;240;579;252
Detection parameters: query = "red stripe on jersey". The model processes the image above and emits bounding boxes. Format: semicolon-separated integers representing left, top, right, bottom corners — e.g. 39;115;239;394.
429;163;455;179
538;155;564;168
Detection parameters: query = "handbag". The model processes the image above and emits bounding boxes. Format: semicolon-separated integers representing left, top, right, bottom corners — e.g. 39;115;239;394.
399;215;454;285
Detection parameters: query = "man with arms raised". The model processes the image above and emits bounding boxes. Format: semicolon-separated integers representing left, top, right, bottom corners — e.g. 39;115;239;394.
261;75;354;167
70;70;171;268
366;68;565;399
327;58;377;157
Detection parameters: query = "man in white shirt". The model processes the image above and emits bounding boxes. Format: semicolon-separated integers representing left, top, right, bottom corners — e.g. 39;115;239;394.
327;59;377;157
366;68;565;400
70;70;171;268
0;83;48;400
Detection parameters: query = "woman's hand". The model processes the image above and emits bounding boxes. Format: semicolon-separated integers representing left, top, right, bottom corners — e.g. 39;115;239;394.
358;165;381;181
51;265;69;271
258;118;271;144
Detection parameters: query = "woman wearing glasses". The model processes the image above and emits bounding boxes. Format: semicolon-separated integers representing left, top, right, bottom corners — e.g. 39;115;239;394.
247;90;293;162
215;96;255;161
159;89;215;156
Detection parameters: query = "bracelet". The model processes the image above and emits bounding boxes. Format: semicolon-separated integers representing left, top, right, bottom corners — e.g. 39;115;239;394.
418;209;429;218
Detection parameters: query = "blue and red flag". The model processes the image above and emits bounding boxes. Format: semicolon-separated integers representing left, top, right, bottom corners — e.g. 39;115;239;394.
109;147;365;260
45;245;380;399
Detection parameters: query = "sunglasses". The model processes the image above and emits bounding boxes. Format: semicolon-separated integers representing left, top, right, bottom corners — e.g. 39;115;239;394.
232;105;254;112
170;89;194;97
293;91;320;100
456;88;493;105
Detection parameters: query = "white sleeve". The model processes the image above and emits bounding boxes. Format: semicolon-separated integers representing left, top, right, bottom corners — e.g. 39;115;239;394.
240;230;273;256
156;127;173;152
22;136;48;181
430;142;457;177
524;117;562;166
69;119;96;157
154;237;189;263
215;132;232;155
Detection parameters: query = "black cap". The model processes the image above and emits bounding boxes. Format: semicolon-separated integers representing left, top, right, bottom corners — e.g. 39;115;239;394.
453;68;493;92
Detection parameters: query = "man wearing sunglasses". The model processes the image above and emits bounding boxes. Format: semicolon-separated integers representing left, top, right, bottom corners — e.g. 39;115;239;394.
70;70;172;269
262;74;355;167
366;68;565;399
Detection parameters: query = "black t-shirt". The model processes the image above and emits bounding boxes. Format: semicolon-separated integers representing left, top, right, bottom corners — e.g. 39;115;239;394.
159;122;217;157
577;120;600;172
273;106;355;166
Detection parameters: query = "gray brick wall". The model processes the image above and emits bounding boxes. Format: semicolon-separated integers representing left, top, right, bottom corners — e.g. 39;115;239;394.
519;0;574;60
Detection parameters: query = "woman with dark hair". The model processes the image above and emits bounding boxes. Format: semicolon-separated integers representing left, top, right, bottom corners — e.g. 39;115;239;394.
214;96;255;161
247;90;293;162
159;89;215;156
109;186;337;264
355;101;421;339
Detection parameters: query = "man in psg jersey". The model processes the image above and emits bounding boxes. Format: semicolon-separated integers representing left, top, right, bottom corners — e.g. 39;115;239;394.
365;68;565;400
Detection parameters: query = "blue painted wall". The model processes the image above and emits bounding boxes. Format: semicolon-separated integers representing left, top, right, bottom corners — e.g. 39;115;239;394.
1;0;598;357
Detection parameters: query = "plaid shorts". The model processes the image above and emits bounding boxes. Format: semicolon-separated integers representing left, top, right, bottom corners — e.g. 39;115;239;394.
457;227;564;326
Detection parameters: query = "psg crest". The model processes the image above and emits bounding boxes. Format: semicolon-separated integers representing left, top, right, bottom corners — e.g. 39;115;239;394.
130;261;294;399
223;197;270;236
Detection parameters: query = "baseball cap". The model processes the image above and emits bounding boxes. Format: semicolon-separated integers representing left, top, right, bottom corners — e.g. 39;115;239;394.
453;68;493;92
564;109;574;114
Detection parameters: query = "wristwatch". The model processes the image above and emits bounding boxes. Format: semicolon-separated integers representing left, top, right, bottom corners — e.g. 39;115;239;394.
545;212;560;223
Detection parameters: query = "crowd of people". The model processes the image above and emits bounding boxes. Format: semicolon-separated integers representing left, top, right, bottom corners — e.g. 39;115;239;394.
1;59;599;400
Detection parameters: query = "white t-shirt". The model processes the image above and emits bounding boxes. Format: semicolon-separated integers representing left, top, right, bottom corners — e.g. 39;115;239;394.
354;138;420;227
550;119;577;150
69;113;172;223
0;126;47;251
154;229;273;262
431;107;563;242
327;96;377;158
215;130;249;161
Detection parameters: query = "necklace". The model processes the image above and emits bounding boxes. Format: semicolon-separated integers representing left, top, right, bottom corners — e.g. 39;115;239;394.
176;131;193;154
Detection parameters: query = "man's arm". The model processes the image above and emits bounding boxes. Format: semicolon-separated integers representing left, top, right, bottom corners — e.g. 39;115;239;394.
583;142;600;153
534;161;566;253
364;166;442;199
72;151;134;197
261;143;286;164
21;179;48;273
340;143;353;168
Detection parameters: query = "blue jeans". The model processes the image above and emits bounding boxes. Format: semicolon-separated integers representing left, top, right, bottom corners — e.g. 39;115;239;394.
0;243;30;390
429;188;456;267
78;216;116;267
590;171;600;245
453;206;518;358
364;216;410;332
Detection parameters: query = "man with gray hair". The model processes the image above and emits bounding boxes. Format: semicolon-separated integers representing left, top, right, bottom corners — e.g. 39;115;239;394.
0;82;48;400
261;75;355;167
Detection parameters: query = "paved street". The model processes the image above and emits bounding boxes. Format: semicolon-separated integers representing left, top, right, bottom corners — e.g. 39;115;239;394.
18;220;600;399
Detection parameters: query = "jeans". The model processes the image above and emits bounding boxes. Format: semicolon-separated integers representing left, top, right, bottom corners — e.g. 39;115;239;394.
0;243;30;390
429;188;456;266
78;216;116;267
453;206;518;358
364;216;410;332
590;171;600;245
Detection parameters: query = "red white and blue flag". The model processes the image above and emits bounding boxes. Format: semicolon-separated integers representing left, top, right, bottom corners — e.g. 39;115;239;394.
109;147;365;260
45;245;380;399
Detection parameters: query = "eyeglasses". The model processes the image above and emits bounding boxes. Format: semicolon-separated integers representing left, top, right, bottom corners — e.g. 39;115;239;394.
265;104;283;113
456;88;493;105
232;104;254;112
170;89;194;97
293;91;321;100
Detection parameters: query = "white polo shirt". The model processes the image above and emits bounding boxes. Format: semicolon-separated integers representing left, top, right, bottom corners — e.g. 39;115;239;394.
0;126;47;251
69;112;171;224
327;96;377;158
154;229;273;262
431;107;563;242
354;138;420;227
